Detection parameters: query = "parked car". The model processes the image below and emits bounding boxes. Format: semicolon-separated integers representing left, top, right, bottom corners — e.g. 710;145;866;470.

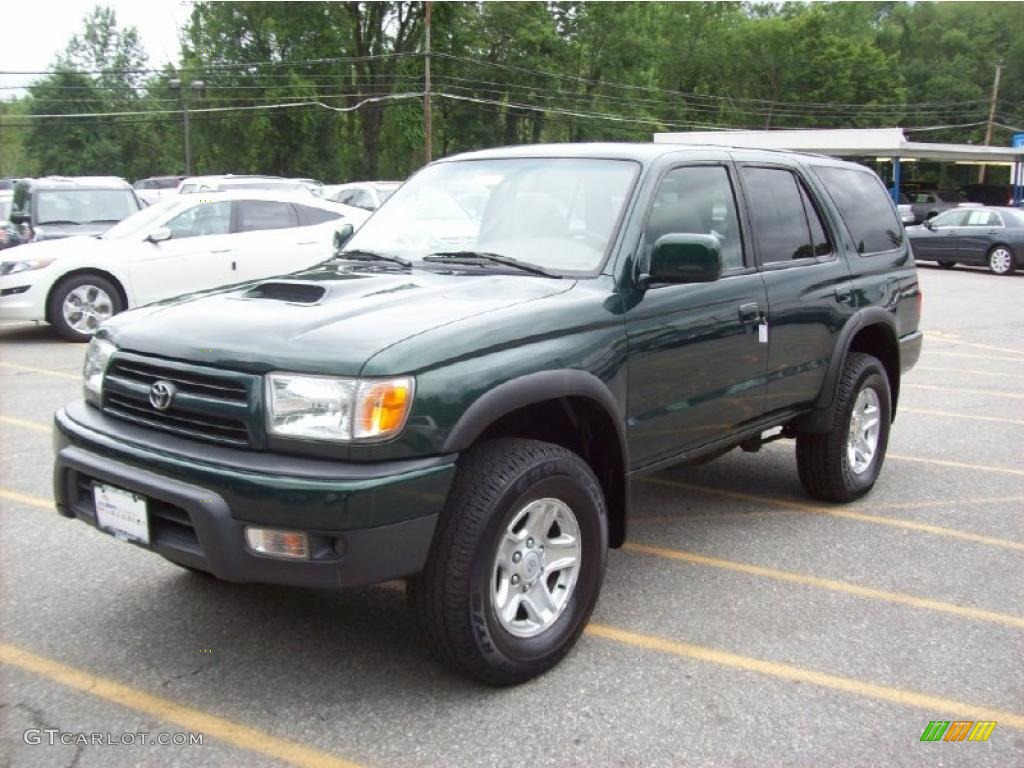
904;189;977;224
133;176;186;206
50;143;921;685
960;183;1020;208
0;190;369;340
177;175;317;195
323;181;401;210
0;192;19;250
895;193;915;225
5;177;141;246
907;206;1023;275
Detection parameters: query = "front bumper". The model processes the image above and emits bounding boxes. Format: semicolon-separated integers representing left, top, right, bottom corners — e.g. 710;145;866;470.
53;401;456;588
0;273;46;322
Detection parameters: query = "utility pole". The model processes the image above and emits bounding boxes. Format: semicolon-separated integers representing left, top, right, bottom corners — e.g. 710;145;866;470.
979;62;1004;183
423;1;432;164
169;79;205;176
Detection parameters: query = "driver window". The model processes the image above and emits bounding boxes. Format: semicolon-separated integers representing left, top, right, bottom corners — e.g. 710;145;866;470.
641;165;744;271
164;201;232;239
932;210;968;227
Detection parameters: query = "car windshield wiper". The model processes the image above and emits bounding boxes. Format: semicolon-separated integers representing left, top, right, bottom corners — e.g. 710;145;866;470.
35;220;80;226
83;219;122;224
334;249;412;268
422;251;560;278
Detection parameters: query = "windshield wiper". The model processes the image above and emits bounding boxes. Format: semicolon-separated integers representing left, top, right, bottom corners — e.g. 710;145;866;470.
83;218;122;224
334;249;412;268
423;251;560;278
35;220;80;226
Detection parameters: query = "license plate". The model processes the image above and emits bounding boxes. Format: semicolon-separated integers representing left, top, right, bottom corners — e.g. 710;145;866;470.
93;483;150;545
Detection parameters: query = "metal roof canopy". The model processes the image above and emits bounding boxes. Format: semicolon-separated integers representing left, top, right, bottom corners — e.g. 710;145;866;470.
653;128;1024;163
654;128;1024;206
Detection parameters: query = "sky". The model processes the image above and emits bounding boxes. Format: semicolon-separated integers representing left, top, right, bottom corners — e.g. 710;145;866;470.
0;0;190;95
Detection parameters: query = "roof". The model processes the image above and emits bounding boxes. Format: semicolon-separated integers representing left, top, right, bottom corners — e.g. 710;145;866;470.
18;176;134;190
654;128;1024;163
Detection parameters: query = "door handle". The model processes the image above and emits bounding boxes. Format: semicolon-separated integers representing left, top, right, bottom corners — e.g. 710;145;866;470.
835;286;853;304
738;303;761;322
211;248;233;254
297;240;318;245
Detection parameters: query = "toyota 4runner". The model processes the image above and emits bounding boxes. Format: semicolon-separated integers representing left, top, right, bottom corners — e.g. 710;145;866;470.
52;143;922;685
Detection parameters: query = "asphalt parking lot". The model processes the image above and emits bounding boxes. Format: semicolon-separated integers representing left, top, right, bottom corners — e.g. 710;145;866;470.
1;263;1022;767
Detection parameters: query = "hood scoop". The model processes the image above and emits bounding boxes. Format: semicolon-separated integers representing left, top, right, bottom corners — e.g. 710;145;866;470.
244;281;326;304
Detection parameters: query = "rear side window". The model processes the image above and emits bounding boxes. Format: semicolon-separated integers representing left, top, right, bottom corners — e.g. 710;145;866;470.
813;166;903;254
296;205;342;226
740;167;829;264
236;200;299;232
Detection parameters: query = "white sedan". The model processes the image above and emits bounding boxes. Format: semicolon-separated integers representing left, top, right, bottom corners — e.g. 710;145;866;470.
0;190;369;341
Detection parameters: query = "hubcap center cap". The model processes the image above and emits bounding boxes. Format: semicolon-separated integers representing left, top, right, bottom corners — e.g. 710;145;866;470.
522;551;543;581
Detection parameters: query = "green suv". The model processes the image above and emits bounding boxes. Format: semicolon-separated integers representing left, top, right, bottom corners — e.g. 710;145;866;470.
53;143;922;685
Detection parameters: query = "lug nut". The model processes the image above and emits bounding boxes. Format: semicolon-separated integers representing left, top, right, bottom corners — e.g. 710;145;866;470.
512;552;522;563
511;574;520;585
526;538;535;549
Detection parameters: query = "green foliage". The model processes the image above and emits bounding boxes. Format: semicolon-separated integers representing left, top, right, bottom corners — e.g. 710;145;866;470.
8;1;1024;183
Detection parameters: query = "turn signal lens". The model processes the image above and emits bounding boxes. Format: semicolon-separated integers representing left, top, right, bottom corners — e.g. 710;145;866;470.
244;527;309;560
354;378;414;439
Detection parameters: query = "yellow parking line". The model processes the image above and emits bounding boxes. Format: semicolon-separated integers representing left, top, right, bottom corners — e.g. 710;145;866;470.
640;478;1024;552
871;495;1024;511
0;361;79;380
623;542;1024;630
584;624;1024;730
924;350;1024;364
0;642;363;768
915;366;1024;380
887;453;1024;478
900;407;1024;427
926;335;1024;357
0;488;53;510
0;414;50;433
906;383;1024;400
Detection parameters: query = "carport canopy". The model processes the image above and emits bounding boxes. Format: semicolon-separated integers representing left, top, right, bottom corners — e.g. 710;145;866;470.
653;128;1024;205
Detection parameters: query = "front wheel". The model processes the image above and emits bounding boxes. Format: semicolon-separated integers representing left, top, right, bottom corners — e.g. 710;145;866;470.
796;352;892;502
988;245;1016;276
47;274;124;342
411;438;607;686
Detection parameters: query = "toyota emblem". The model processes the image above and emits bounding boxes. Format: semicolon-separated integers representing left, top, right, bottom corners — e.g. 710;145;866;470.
149;380;177;411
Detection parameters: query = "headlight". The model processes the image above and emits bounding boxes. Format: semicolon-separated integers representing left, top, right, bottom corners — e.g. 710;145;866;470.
266;373;414;442
0;258;55;276
83;338;117;401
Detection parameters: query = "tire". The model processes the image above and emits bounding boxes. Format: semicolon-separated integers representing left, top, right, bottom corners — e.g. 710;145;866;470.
987;245;1016;276
47;273;124;342
796;352;892;503
937;260;956;270
410;438;608;686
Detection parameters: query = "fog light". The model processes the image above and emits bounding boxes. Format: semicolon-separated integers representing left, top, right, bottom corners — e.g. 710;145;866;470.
244;527;309;559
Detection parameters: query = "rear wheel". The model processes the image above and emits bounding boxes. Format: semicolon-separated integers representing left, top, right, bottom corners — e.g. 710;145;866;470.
47;273;124;342
411;438;607;686
796;352;892;502
987;245;1016;276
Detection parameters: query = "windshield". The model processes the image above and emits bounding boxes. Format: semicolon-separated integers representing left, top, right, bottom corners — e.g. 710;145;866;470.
35;189;138;226
344;158;638;273
375;183;400;202
100;197;192;239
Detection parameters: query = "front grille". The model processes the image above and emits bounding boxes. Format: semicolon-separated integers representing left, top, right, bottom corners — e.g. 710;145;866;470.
103;356;254;447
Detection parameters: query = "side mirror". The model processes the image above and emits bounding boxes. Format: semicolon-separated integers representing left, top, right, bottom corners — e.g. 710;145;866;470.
333;222;354;253
146;227;171;243
9;211;29;225
641;233;721;285
923;219;935;230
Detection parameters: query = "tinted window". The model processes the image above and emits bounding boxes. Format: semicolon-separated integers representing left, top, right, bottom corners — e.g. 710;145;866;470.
798;183;831;257
296;205;342;226
165;201;232;238
741;167;816;263
643;165;744;271
236;200;299;232
813;166;903;253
